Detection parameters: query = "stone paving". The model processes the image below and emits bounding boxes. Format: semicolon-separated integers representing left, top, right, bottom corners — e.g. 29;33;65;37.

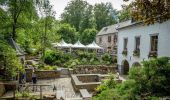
30;78;81;98
1;78;81;99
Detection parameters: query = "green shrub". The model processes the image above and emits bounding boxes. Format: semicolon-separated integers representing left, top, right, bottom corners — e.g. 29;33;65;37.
64;59;80;68
0;39;23;80
44;49;56;65
95;74;116;93
101;53;113;65
93;57;170;99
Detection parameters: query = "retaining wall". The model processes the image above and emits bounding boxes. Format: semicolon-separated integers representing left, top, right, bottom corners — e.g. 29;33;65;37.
73;65;116;74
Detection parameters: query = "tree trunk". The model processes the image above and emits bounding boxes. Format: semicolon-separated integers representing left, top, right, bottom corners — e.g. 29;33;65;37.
12;19;17;39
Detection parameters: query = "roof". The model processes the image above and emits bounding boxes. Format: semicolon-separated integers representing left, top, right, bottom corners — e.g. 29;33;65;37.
97;24;118;36
117;20;141;30
8;38;24;56
96;20;141;35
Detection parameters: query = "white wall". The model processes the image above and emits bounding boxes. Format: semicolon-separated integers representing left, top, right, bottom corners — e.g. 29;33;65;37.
117;20;170;68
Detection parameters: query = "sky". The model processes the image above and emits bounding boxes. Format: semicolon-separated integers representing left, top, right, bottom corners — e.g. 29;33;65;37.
49;0;131;19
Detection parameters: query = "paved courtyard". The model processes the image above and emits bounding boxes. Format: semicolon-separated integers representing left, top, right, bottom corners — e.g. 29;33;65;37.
30;77;81;98
2;78;81;99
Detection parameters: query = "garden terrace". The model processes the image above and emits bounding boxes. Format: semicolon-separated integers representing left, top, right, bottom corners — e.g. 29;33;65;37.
73;65;116;74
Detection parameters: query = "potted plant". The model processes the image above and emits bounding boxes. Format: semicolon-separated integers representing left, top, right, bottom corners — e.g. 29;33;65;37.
122;49;127;56
148;51;157;58
133;50;140;57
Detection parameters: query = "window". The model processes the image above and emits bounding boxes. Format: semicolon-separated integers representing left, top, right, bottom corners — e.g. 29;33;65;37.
124;38;128;50
135;37;140;51
150;35;158;52
114;34;117;44
108;36;111;43
99;37;102;44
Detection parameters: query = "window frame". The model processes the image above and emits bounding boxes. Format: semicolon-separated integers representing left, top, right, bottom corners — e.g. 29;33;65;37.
123;37;128;51
150;34;159;52
134;36;141;51
108;35;112;43
99;37;102;44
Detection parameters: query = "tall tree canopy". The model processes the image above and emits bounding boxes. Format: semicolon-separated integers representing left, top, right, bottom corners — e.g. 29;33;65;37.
57;23;77;43
61;0;89;31
94;2;118;30
124;0;170;24
0;0;38;40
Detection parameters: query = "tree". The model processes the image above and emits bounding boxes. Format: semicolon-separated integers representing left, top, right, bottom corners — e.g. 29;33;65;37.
0;38;22;80
80;28;98;45
0;0;37;40
79;5;96;32
124;0;170;24
118;5;131;22
94;2;117;30
36;0;56;66
57;23;77;43
61;0;89;31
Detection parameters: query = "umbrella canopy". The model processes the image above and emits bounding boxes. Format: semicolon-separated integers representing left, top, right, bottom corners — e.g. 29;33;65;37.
86;41;103;49
72;40;86;48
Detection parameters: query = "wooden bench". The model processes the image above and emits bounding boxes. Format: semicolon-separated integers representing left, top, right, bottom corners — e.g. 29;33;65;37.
79;89;92;100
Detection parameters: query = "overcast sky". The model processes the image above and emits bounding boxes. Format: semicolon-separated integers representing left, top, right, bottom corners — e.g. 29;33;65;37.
49;0;131;19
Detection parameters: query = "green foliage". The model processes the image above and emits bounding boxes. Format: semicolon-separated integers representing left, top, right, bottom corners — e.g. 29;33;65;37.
57;23;77;43
133;50;140;57
94;2;118;30
64;59;80;68
0;0;38;39
0;39;22;80
44;49;72;66
80;28;98;45
95;74;116;93
44;49;113;68
122;50;127;56
93;89;115;100
124;0;170;24
101;53;113;65
118;5;131;22
93;57;170;99
39;65;57;70
61;0;89;31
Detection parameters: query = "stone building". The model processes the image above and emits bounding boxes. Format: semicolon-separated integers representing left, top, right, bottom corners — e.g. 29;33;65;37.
96;25;118;56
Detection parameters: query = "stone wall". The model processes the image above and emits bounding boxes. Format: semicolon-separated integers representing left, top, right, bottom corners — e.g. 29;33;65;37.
0;82;5;96
35;70;60;79
77;75;99;83
71;74;101;92
25;68;60;82
73;65;116;74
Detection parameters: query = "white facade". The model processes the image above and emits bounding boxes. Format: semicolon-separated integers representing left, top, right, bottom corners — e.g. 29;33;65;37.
117;20;170;74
